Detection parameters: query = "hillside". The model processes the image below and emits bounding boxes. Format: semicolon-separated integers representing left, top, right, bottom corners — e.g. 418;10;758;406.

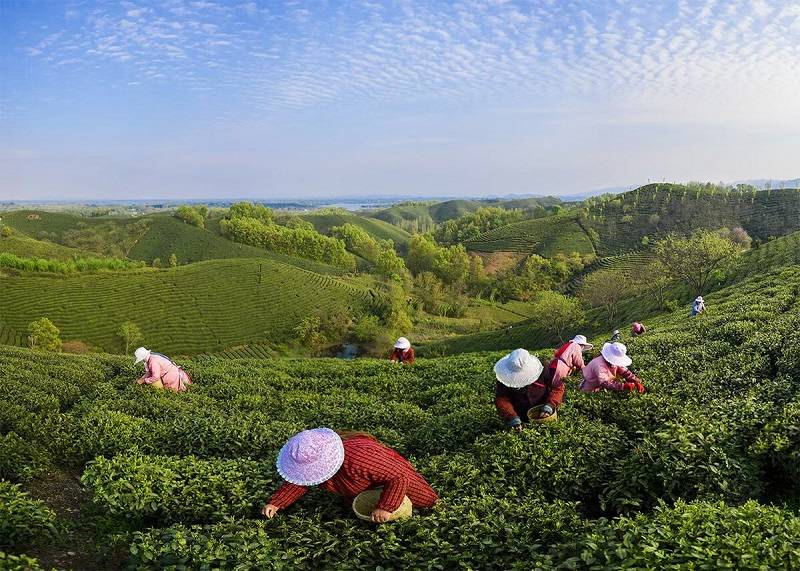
465;211;595;257
299;211;411;248
0;234;91;260
0;258;373;354
6;266;800;568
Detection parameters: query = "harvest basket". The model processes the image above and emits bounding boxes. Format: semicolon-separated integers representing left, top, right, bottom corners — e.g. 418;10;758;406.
528;404;557;423
352;488;412;522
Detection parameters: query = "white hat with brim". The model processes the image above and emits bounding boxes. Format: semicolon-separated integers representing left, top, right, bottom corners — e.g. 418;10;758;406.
601;342;632;368
494;348;544;389
695;296;704;302
394;337;411;350
570;335;593;349
277;428;345;487
134;347;150;365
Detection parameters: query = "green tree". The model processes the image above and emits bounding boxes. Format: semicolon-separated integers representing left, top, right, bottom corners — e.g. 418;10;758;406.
152;258;162;268
27;318;61;352
169;253;178;268
174;205;206;228
118;321;144;354
530;291;586;342
580;268;632;327
0;225;12;238
633;260;672;311
654;231;740;296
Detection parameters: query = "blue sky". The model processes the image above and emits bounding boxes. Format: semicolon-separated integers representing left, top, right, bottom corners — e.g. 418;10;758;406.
1;0;799;200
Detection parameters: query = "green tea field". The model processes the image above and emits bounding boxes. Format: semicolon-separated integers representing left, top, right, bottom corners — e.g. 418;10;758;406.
4;266;800;568
465;212;595;256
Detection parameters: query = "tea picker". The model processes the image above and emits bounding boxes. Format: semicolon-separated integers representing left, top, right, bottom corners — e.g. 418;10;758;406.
547;334;593;387
389;337;415;365
631;322;646;337
262;428;438;523
134;347;192;392
691;296;706;317
494;348;563;430
579;342;645;393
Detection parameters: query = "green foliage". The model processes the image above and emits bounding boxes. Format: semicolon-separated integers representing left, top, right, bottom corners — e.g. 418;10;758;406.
173;205;207;229
466;212;595;257
0;433;50;482
433;206;523;245
0;482;57;546
406;234;469;287
0;551;46;570
0;226;12;238
528;290;586;342
579;267;632;326
168;253;178;267
0;252;143;274
117;322;143;355
27;318;61;352
654;230;740;296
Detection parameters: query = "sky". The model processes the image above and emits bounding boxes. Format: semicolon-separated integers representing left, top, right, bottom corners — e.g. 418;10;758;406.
1;0;799;200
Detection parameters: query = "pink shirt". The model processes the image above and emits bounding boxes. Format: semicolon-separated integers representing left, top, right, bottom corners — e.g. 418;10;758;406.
579;355;640;392
549;341;586;384
140;353;191;392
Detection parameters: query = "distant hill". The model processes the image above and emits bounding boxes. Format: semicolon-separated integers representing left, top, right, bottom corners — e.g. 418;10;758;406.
0;258;374;354
299;211;411;248
0;234;92;260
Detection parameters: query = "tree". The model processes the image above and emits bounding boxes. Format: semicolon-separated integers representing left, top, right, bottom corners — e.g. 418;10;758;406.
0;225;12;238
174;205;206;228
28;318;61;352
169;253;178;268
633;260;672;311
580;268;632;327
118;321;143;354
653;231;740;296
152;258;162;268
530;291;586;343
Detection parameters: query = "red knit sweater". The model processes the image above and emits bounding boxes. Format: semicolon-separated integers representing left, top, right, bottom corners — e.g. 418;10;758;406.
268;436;438;512
390;347;415;364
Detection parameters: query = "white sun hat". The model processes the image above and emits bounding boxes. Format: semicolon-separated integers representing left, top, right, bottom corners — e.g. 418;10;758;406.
394;337;411;350
494;348;544;388
601;342;632;368
571;335;593;349
134;347;151;365
276;428;345;487
695;296;704;302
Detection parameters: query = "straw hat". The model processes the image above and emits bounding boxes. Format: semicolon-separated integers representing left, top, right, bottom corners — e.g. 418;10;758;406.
394;337;411;350
134;347;151;364
352;488;413;522
276;428;345;486
695;296;704;303
570;335;593;349
601;342;632;368
494;349;544;388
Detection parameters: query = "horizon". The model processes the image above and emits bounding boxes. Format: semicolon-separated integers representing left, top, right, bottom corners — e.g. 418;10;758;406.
2;0;800;200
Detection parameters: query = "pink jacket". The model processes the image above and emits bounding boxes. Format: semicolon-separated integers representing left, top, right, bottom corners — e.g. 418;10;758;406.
548;341;586;385
579;355;640;392
140;353;191;392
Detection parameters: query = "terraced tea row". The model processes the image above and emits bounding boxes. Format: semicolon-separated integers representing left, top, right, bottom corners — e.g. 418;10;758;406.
465;213;595;256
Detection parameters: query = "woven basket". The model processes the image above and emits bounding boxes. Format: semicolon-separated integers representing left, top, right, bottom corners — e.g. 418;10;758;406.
528;404;557;423
352;488;413;522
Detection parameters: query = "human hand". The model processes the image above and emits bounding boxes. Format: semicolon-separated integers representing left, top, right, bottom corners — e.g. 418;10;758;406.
371;508;393;523
136;379;146;385
261;504;279;518
541;404;554;416
511;424;523;432
635;382;646;394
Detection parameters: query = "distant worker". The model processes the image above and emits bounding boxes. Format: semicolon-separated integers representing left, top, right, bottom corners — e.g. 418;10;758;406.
134;347;192;392
390;337;415;365
610;329;622;343
548;335;593;387
580;342;645;394
494;348;561;430
631;322;646;337
691;296;706;317
262;428;438;523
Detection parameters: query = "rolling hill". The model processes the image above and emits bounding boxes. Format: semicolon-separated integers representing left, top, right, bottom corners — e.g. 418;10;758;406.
0;234;93;260
0;258;375;354
299;211;412;249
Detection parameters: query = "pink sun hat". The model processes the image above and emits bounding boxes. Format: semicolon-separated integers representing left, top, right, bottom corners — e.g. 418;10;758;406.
277;428;345;486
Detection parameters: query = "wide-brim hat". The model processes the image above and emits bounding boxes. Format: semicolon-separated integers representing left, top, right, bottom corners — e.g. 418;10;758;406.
570;335;593;349
494;348;544;388
695;296;704;302
134;347;150;364
277;428;345;486
601;342;632;368
394;337;411;350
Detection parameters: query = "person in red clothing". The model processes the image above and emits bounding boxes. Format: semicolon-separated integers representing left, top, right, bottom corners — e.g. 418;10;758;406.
580;342;645;393
389;337;415;365
494;348;560;430
261;428;438;523
631;322;646;337
547;334;593;387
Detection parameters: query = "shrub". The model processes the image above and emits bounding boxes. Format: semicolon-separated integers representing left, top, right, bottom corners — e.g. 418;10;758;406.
0;433;50;482
0;482;57;546
27;318;61;352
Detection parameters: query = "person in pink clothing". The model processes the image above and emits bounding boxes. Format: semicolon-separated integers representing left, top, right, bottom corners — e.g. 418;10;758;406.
547;334;593;386
134;347;192;392
579;342;645;394
631;322;646;337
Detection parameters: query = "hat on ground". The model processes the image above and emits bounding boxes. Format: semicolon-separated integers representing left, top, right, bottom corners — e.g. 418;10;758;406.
695;296;704;302
601;342;632;368
134;347;151;365
494;348;544;388
394;337;411;350
277;428;345;486
570;335;593;349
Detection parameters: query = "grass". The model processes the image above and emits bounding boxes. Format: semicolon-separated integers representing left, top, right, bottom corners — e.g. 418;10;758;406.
0;258;373;355
465;211;595;256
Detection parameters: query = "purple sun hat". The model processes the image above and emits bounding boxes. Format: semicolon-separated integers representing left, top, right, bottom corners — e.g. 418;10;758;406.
276;428;345;486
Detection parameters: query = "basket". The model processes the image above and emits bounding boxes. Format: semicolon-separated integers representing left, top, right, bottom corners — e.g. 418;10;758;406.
528;405;557;423
352;488;413;522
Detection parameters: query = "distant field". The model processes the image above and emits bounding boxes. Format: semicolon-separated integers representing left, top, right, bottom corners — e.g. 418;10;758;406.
0;235;91;260
300;212;411;248
0;258;373;354
465;212;595;257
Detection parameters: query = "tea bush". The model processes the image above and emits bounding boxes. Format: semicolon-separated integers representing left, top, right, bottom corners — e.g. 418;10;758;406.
0;483;56;546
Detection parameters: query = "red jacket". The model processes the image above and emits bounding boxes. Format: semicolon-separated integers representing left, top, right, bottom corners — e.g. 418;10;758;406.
390;347;415;365
269;436;438;512
494;370;565;425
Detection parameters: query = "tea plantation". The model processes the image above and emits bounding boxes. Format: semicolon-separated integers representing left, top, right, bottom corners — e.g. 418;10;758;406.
465;212;596;257
4;267;800;568
0;258;372;354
